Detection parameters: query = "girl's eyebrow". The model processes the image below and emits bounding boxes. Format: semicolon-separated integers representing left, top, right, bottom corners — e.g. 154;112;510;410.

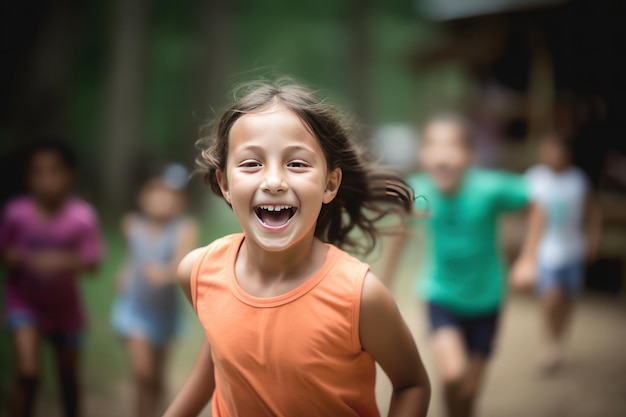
234;144;317;155
283;145;317;155
233;144;264;154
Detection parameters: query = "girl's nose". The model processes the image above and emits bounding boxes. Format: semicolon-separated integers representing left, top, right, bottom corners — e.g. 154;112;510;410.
261;167;288;194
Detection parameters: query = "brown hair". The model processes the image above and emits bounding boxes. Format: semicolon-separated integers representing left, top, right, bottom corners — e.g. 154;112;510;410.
196;78;414;254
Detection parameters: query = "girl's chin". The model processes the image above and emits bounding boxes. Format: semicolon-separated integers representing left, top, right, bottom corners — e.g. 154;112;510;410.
245;226;314;252
248;235;299;253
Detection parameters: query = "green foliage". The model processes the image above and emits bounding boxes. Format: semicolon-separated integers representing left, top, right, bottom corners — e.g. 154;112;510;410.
67;2;467;164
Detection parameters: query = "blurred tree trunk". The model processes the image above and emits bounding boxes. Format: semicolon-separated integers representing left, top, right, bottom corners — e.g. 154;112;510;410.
192;0;235;127
526;28;554;141
187;0;235;209
7;1;83;143
348;0;372;131
100;0;150;213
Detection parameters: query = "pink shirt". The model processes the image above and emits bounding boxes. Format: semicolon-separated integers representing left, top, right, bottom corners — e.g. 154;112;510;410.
0;196;103;333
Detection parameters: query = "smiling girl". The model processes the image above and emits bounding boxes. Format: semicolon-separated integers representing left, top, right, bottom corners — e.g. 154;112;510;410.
163;80;430;417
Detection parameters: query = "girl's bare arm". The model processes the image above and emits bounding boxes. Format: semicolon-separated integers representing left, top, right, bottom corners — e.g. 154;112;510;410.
162;247;215;416
176;247;204;305
510;202;545;289
360;272;431;417
162;340;215;417
379;233;408;288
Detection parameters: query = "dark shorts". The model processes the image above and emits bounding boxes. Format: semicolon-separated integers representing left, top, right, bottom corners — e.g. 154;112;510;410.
6;311;83;350
427;303;500;358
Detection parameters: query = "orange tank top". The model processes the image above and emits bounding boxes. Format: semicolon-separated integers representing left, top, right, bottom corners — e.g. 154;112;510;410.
191;233;380;417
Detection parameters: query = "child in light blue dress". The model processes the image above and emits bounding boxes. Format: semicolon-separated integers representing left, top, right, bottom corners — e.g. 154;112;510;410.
111;164;197;417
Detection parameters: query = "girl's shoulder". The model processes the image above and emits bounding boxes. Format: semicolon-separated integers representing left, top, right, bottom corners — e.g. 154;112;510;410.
186;233;243;271
323;244;371;290
64;197;100;227
205;233;243;255
2;195;35;221
178;233;243;307
327;244;369;269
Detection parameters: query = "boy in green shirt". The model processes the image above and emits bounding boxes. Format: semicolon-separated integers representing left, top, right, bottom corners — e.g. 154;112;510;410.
384;115;543;417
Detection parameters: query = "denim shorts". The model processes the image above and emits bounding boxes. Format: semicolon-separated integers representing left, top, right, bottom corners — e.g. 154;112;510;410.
427;303;500;358
537;261;584;296
6;311;83;350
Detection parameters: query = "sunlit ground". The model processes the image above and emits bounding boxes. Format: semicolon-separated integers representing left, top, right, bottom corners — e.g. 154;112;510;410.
1;206;625;417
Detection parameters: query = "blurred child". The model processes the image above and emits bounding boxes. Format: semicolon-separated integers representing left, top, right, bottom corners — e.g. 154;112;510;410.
163;80;431;417
111;164;197;417
525;135;602;372
383;114;544;417
0;140;103;417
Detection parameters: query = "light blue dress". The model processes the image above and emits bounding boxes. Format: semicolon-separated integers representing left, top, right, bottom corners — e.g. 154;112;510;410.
111;216;183;346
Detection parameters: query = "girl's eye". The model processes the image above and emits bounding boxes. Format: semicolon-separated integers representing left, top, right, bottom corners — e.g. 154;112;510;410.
240;161;261;168
287;161;309;168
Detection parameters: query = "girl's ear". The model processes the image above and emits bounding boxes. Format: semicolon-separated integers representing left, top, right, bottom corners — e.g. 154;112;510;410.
215;170;231;204
323;167;342;204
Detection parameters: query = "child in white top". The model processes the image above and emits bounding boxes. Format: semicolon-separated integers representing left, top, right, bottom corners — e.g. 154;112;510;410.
525;134;602;371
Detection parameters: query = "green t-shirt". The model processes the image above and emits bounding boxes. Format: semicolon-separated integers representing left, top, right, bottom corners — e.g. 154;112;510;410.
407;169;530;316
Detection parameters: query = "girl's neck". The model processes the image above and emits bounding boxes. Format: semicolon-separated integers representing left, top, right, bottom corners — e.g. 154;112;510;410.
143;215;175;233
34;195;68;220
240;233;327;288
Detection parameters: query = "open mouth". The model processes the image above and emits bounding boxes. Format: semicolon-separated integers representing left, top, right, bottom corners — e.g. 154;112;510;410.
254;205;298;228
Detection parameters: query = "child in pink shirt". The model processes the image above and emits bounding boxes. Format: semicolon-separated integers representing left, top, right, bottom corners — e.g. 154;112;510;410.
0;140;103;417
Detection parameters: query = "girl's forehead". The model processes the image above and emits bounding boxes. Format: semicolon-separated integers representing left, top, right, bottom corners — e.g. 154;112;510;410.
31;150;64;165
229;105;321;153
143;178;183;194
243;101;289;116
232;104;302;129
29;151;71;173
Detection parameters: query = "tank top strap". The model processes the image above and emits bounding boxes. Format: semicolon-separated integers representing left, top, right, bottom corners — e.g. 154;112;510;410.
190;234;242;312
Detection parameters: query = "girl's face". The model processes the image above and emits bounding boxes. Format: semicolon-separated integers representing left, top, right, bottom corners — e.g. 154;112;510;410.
540;139;572;171
217;104;341;252
139;180;185;222
28;151;73;204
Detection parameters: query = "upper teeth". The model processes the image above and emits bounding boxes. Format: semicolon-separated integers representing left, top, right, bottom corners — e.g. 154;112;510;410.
258;205;292;212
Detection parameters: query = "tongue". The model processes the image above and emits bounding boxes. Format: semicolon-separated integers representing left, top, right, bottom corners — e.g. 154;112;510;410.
260;210;291;227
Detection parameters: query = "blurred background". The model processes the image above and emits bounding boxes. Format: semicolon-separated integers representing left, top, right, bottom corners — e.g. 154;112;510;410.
0;0;625;416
